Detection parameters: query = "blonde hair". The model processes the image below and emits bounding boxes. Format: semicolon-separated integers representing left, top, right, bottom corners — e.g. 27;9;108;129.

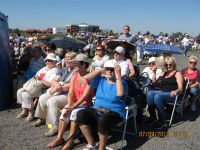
164;56;176;69
65;51;77;59
188;55;198;63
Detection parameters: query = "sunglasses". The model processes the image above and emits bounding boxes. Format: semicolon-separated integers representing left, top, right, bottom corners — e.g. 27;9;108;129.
96;48;102;51
164;63;173;67
105;67;114;72
189;61;197;65
45;59;54;62
149;62;155;65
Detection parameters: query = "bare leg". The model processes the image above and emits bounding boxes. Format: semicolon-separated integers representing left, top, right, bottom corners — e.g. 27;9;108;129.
60;121;77;150
47;120;67;148
80;125;95;146
98;132;108;150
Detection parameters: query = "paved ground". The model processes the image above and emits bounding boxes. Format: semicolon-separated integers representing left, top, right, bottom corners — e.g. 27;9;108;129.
0;51;200;150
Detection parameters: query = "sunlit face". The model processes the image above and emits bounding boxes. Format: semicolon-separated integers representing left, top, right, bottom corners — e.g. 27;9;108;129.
149;61;156;68
123;27;129;34
45;60;56;69
114;51;123;62
74;61;85;72
164;61;174;72
188;59;197;69
105;67;115;79
65;56;74;68
96;47;104;56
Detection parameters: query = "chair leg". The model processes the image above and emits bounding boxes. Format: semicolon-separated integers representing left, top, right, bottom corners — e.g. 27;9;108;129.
133;109;137;133
121;110;129;150
169;97;178;126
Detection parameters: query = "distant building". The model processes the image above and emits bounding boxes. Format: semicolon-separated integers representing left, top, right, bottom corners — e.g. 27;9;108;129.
66;24;79;33
52;27;67;34
78;23;99;33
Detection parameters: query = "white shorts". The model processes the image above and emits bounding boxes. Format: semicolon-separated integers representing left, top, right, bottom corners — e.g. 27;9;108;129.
59;107;85;123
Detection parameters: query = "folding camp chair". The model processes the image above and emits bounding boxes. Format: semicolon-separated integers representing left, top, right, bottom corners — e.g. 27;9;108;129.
167;77;189;126
110;96;137;150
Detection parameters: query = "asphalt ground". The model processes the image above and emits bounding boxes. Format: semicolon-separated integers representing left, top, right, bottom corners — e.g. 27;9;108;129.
0;51;200;150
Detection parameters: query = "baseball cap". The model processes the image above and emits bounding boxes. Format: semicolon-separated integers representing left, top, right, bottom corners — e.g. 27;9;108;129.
74;53;90;63
114;46;125;54
148;57;156;63
44;53;57;62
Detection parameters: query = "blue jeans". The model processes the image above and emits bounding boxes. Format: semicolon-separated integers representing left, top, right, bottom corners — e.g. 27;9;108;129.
183;46;189;56
189;88;200;102
147;90;176;121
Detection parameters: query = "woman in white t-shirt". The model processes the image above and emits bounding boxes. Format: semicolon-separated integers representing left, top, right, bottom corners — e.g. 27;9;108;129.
16;53;59;122
90;44;109;72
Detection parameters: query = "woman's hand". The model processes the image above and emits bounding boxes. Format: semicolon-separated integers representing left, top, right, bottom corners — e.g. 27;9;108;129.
170;90;178;97
61;105;74;117
114;64;121;79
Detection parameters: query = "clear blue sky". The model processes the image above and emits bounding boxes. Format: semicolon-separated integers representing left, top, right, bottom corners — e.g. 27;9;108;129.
1;0;200;36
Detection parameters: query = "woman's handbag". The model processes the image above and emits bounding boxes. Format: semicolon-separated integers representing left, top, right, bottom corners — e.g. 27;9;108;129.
23;77;45;96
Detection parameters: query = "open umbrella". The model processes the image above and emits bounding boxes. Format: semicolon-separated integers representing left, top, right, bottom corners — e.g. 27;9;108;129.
143;43;182;54
50;37;86;50
106;39;136;52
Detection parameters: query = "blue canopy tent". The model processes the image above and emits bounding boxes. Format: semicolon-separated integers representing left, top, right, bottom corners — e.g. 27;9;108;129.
144;43;182;54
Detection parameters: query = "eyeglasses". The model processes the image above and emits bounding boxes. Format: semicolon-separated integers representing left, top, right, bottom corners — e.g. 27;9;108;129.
149;62;155;65
164;63;173;67
96;49;102;51
189;61;197;65
105;67;114;72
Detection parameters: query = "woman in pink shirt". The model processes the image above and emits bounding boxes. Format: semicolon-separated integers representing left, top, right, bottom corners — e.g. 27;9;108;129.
47;54;95;149
181;55;200;111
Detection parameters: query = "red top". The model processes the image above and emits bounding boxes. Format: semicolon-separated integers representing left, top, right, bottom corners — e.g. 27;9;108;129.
72;72;93;106
181;68;200;83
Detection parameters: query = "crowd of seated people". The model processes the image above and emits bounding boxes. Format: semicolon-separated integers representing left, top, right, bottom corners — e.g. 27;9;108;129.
13;40;200;150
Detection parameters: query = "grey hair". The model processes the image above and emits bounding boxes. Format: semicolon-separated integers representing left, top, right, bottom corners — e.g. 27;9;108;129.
188;55;198;63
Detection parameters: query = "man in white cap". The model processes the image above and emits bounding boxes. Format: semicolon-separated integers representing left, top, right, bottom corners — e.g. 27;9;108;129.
142;57;163;83
111;46;129;78
182;34;190;57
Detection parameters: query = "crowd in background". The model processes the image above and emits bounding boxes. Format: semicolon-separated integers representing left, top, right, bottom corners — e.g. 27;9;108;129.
9;26;200;150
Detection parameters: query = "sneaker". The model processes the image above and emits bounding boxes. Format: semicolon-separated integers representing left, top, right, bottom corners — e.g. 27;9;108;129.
83;144;98;150
45;127;58;137
190;102;196;112
32;119;45;127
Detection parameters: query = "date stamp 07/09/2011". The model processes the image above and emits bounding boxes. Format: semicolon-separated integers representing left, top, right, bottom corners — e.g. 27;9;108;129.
138;131;188;138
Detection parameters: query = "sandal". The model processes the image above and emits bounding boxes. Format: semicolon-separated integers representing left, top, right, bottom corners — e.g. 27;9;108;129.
25;115;34;122
16;111;28;119
60;141;74;150
83;144;98;150
32;119;45;127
